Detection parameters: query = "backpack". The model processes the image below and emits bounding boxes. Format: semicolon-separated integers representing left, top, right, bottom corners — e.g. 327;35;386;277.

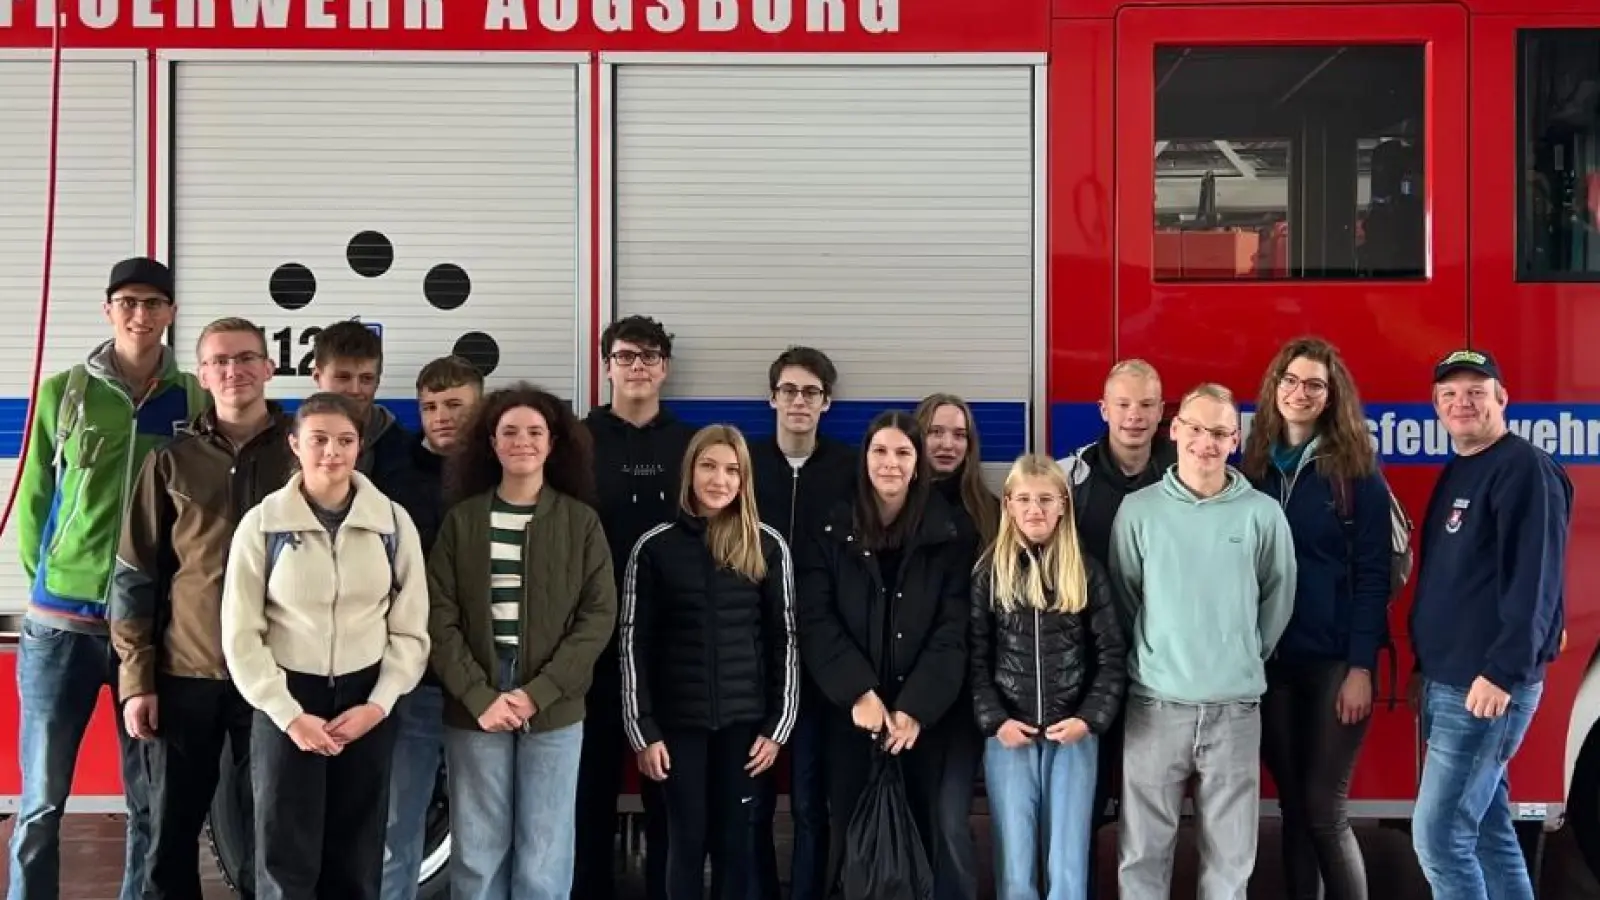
263;501;402;599
1331;473;1414;710
51;364;207;471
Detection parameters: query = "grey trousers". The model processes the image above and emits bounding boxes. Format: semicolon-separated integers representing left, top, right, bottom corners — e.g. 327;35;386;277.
1117;695;1262;900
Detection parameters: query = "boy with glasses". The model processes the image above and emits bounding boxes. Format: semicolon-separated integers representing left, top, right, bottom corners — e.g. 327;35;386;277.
111;317;295;900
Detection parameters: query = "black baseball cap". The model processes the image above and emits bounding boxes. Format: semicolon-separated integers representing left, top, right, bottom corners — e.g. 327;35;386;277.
1433;348;1502;383
105;257;174;302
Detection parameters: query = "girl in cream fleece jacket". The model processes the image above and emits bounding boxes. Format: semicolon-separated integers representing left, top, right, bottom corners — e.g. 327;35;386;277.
220;393;430;900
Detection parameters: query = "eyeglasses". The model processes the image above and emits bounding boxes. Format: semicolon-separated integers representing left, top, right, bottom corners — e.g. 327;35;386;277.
1174;416;1238;442
775;384;826;405
608;349;664;368
1007;493;1062;511
1278;373;1329;398
202;351;267;369
109;296;172;312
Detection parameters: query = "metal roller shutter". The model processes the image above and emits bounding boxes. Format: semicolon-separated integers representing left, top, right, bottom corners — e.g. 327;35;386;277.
172;61;582;414
613;64;1036;477
0;59;140;613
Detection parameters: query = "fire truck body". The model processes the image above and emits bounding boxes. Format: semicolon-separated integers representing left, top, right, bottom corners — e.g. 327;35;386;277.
0;0;1599;887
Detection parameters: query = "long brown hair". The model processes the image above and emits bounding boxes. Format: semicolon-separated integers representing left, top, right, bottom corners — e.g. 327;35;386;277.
914;393;1000;546
678;424;767;582
447;383;597;507
1241;336;1376;481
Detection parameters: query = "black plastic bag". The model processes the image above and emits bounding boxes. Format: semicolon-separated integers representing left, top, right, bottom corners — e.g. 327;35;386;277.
836;744;934;900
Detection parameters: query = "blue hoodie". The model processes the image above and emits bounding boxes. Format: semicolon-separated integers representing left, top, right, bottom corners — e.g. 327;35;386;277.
1108;466;1297;704
1250;437;1393;672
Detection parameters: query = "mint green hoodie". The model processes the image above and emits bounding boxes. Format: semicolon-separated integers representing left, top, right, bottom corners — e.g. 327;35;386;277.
1107;465;1296;704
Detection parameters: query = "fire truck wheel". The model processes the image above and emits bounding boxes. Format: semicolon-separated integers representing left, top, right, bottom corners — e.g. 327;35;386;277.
1568;722;1600;884
202;734;453;898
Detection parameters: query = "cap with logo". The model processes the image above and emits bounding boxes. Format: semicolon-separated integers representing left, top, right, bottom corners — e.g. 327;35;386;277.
1433;348;1501;384
106;257;174;303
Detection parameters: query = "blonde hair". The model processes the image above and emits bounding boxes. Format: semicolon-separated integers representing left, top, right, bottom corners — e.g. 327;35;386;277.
1106;358;1161;387
678;425;767;582
195;316;267;359
980;455;1088;615
1180;382;1236;411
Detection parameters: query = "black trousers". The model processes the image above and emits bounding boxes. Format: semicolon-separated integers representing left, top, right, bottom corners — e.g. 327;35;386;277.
924;713;981;900
143;675;255;900
250;665;397;900
660;723;761;900
1086;705;1125;895
575;653;668;900
1261;659;1372;900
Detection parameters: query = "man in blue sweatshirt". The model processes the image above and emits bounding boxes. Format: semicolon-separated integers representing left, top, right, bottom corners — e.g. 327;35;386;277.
1108;382;1296;899
1409;349;1572;900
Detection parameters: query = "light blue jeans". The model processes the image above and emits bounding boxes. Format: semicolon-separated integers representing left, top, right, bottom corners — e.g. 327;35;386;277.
379;683;446;900
444;649;584;900
984;733;1099;900
1412;678;1543;900
8;618;150;900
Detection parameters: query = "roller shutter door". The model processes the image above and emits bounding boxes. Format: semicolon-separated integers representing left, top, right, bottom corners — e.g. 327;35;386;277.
0;60;139;612
173;61;582;407
613;64;1036;479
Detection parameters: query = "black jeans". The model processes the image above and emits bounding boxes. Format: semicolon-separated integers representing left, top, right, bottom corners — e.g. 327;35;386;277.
143;675;255;900
1085;706;1125;894
747;677;829;900
660;723;761;900
926;713;981;900
1261;659;1371;900
575;654;668;900
250;665;397;900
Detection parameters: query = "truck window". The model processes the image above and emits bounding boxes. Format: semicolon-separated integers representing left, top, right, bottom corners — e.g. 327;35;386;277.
1519;29;1600;281
1153;45;1426;281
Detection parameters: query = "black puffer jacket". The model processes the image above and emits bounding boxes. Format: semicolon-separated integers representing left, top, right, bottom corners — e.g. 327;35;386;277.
618;512;800;751
969;550;1127;736
796;492;971;728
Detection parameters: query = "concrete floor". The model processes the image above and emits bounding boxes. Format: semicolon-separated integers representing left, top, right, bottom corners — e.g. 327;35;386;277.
1;814;1597;898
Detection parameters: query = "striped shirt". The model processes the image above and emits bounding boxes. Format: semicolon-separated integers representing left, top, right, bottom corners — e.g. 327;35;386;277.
490;497;537;646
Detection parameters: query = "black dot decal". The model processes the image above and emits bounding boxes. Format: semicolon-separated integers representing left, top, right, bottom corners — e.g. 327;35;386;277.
268;263;316;310
452;331;499;377
346;231;394;279
424;263;471;310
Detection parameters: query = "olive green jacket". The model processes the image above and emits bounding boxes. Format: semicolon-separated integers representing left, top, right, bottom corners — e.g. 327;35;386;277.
426;487;617;732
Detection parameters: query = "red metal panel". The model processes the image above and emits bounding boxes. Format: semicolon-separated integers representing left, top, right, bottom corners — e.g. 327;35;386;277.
0;0;1050;52
1047;17;1116;430
1059;0;1600;21
0;648;130;799
1468;12;1600;807
1112;2;1470;803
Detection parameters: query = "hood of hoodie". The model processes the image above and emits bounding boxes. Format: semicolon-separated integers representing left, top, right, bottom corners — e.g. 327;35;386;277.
1157;464;1256;506
86;339;179;395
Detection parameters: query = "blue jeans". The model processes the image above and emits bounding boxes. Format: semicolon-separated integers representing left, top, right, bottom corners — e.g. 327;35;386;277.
1413;678;1542;900
379;683;446;900
445;649;584;900
7;619;150;900
984;734;1098;900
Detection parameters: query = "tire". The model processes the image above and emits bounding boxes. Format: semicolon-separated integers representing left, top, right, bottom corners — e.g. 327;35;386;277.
204;734;453;899
1569;722;1600;885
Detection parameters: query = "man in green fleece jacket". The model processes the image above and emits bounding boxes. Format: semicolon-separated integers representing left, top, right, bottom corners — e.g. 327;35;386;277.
1107;382;1296;900
8;257;207;900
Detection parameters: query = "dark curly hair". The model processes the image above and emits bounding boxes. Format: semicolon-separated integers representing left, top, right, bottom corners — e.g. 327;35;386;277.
447;383;597;508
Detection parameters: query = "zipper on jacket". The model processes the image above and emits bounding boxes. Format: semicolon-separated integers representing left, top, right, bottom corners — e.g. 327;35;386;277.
787;468;799;542
100;382;148;603
329;529;341;687
1033;609;1044;727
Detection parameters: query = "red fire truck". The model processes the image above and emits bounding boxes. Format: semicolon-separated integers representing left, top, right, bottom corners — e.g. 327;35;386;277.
1;0;1598;895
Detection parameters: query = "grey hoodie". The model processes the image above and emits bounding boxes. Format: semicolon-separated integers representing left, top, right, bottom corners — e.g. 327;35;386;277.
1107;465;1297;704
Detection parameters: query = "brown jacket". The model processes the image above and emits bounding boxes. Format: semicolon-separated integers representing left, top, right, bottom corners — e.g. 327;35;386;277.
110;405;296;699
428;487;617;732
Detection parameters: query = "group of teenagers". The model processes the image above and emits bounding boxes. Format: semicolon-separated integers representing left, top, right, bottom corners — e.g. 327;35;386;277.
4;255;1574;900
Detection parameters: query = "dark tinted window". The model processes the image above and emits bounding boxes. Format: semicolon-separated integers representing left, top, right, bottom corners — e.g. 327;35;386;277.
1154;46;1426;281
1519;30;1600;280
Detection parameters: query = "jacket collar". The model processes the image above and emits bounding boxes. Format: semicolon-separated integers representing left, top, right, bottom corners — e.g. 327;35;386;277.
256;470;394;534
459;485;569;523
189;401;291;444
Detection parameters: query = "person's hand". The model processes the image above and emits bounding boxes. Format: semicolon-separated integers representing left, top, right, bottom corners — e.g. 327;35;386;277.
505;690;537;722
638;742;671;781
746;736;781;775
1336;668;1373;725
123;694;159;740
852;691;887;734
1466;676;1511;719
995;719;1037;749
1045;717;1090;745
326;703;385;744
287;714;342;755
476;696;522;733
885;711;922;755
